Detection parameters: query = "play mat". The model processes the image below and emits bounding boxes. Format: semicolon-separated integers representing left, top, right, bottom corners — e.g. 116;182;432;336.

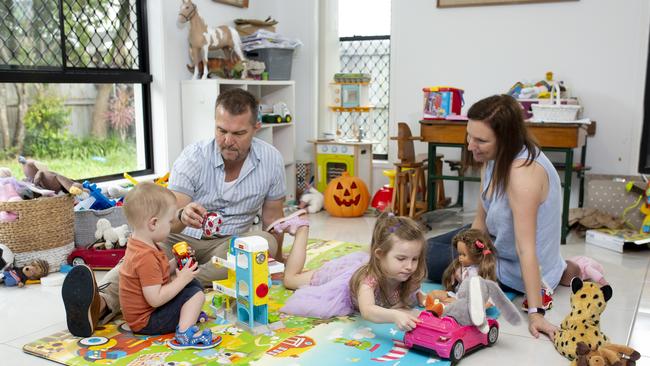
23;239;513;365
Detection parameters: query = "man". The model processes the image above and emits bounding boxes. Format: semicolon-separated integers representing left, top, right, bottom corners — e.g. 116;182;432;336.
62;88;287;337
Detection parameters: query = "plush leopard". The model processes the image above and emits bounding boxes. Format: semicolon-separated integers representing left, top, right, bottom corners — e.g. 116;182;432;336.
554;277;612;361
553;277;638;365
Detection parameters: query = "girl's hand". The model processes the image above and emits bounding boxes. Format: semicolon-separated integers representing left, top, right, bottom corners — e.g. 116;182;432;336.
175;261;199;284
393;310;420;332
528;313;558;340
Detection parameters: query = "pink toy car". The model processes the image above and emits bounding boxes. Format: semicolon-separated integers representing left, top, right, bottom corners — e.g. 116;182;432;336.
403;310;499;364
202;212;223;238
67;247;126;270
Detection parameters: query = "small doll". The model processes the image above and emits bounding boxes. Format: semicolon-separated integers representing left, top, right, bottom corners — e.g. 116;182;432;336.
1;259;49;287
426;229;497;313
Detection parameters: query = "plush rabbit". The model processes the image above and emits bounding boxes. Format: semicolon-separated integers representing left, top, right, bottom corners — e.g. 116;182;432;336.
443;276;522;333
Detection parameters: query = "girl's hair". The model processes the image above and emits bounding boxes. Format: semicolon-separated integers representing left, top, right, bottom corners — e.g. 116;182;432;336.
442;229;497;291
349;212;427;308
463;94;539;198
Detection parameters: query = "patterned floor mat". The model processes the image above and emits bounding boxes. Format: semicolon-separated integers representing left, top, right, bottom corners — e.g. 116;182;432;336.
23;239;512;365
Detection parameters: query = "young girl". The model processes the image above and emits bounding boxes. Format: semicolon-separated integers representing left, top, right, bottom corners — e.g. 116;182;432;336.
428;229;497;305
273;211;427;332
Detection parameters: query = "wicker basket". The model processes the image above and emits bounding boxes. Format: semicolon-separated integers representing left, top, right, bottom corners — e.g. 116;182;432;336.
531;83;581;121
0;195;75;272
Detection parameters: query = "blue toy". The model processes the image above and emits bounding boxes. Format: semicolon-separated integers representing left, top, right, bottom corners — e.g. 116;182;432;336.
82;181;116;210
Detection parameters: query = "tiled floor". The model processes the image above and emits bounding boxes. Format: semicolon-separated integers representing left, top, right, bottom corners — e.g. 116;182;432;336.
1;209;649;365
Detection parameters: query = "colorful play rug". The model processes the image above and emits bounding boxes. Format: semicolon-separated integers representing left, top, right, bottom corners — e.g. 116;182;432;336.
24;239;513;366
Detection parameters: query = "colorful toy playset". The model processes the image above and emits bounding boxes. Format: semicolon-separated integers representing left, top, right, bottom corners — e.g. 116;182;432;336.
211;235;285;333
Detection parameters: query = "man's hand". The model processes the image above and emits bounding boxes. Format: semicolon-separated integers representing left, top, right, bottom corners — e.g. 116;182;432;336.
179;202;207;229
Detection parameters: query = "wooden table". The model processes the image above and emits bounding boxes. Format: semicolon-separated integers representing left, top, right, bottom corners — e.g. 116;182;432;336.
420;119;592;244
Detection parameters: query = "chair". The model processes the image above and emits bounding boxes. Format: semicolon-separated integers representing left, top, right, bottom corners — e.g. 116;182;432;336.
390;122;447;218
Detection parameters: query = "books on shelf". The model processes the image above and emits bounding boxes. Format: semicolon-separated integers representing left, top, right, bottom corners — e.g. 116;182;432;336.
585;228;650;253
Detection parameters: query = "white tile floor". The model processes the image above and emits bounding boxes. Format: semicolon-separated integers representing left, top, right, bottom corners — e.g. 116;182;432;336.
1;210;649;365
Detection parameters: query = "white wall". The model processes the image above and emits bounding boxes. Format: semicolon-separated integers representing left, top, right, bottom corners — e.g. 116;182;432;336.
389;0;650;207
149;0;318;172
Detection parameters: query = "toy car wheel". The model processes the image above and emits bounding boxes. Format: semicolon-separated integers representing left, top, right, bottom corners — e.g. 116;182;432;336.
72;257;86;266
285;115;292;123
450;340;464;364
276;116;282;123
487;325;499;346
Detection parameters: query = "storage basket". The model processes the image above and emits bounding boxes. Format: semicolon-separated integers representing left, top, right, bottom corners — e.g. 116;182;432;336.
245;48;293;80
74;206;127;248
531;83;581;121
0;195;75;272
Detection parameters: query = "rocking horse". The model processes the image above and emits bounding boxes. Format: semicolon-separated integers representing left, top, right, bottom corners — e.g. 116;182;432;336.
178;0;245;79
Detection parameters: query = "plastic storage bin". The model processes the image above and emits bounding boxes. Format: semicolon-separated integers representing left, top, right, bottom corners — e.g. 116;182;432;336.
245;48;294;80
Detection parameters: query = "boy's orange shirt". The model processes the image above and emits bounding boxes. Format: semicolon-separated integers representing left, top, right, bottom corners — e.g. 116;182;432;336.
119;237;171;331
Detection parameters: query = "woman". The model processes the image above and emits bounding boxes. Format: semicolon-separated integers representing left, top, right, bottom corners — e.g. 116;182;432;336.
426;94;580;339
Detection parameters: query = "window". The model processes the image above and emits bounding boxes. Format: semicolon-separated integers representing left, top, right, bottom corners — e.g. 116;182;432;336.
338;0;391;159
0;0;152;182
639;26;650;173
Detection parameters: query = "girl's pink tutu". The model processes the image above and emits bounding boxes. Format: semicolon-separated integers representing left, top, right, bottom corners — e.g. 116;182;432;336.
281;251;369;318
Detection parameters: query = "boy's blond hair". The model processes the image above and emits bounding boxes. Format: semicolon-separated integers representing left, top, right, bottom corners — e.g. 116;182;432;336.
123;182;177;228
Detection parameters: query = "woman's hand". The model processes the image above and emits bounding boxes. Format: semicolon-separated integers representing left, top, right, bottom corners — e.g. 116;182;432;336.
528;313;558;340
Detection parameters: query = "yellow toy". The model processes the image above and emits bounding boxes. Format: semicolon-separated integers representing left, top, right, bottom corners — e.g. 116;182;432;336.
554;278;639;364
123;172;169;187
624;181;650;233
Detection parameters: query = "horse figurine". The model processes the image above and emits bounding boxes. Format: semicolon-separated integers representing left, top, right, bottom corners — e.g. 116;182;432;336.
178;0;245;79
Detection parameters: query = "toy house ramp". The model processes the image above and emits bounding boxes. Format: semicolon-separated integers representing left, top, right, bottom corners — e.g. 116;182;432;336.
23;239;512;365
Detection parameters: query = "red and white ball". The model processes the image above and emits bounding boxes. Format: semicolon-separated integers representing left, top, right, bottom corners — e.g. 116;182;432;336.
202;212;223;238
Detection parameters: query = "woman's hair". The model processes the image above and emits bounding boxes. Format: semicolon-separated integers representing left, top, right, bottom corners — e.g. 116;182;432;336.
463;94;539;198
349;212;427;308
442;229;497;291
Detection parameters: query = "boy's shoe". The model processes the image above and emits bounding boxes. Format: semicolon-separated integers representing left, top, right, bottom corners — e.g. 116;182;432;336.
167;325;222;350
266;209;309;235
521;288;554;312
62;265;101;337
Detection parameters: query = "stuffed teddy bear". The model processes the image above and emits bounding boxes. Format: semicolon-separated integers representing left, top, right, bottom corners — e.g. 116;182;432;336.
18;156;83;195
574;341;640;366
95;218;129;249
568;256;608;286
554;278;639;363
1;259;49;287
442;276;522;333
298;186;324;214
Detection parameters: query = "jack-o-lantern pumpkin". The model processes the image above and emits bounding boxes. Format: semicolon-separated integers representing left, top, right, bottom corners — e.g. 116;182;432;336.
324;172;370;217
